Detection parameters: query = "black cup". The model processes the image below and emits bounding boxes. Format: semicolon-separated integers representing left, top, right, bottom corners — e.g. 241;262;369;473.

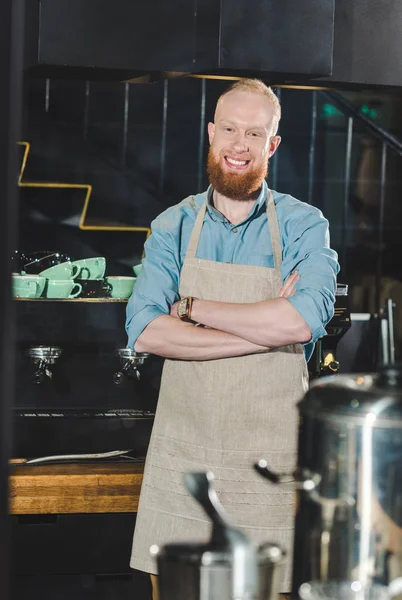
75;278;112;298
23;251;72;275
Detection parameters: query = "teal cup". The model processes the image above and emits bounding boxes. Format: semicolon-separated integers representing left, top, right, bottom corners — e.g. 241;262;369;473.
70;257;106;280
39;262;79;280
44;279;82;299
105;276;136;299
12;274;47;298
133;263;142;277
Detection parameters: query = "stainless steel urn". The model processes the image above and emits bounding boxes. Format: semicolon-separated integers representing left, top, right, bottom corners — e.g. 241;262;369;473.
153;472;284;600
288;366;402;594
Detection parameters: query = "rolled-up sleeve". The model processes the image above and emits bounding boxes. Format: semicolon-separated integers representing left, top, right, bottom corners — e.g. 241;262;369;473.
125;221;180;349
282;208;340;343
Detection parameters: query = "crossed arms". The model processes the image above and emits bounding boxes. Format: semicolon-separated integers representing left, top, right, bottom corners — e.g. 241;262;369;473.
126;202;339;361
134;272;311;360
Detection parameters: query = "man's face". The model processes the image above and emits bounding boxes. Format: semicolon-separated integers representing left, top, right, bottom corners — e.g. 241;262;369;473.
207;90;281;201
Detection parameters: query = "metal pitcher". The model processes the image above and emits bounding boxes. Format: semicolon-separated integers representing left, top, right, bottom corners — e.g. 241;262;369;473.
153;472;284;600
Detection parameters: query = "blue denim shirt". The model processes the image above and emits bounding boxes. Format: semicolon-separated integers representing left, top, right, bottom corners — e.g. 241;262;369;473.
126;181;339;361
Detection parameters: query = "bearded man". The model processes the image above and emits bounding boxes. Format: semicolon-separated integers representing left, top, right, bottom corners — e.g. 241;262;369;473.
126;79;339;596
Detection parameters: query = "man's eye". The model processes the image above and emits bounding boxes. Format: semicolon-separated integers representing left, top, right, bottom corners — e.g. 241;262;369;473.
249;132;260;137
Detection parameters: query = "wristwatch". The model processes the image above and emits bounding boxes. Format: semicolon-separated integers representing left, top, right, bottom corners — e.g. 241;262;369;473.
177;296;194;322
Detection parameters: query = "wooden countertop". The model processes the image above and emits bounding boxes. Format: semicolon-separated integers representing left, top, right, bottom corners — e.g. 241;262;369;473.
9;461;144;515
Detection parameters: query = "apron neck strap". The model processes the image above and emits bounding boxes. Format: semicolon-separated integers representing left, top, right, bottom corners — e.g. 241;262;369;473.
266;190;282;268
185;190;282;267
186;200;207;259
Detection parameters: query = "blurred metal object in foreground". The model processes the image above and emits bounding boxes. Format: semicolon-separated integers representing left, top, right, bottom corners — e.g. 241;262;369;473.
153;472;284;600
256;366;402;596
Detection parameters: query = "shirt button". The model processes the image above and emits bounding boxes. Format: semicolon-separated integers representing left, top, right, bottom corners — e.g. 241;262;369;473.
232;227;238;233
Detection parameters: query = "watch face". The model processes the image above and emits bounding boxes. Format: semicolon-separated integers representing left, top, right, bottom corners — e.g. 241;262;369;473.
178;298;188;318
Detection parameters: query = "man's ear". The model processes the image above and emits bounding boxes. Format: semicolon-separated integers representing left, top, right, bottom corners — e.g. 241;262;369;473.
268;136;281;158
207;122;215;144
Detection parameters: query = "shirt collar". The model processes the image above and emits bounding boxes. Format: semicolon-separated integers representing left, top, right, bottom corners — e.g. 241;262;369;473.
206;180;269;223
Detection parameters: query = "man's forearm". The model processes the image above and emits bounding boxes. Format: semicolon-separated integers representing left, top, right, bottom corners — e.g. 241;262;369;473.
134;315;270;360
191;297;311;347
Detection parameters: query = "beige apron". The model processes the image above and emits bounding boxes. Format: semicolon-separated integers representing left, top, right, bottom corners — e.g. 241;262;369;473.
130;191;309;591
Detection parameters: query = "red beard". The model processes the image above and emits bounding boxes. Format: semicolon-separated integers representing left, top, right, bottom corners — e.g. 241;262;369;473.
207;148;268;201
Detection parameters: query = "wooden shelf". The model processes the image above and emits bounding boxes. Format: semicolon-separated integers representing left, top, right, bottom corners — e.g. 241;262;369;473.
9;462;144;515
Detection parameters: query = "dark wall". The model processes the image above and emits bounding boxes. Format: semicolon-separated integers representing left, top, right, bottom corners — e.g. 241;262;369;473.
325;0;402;87
1;0;24;598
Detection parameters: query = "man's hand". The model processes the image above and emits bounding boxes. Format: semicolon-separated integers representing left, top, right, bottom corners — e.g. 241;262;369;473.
279;270;299;298
170;300;180;318
170;270;299;317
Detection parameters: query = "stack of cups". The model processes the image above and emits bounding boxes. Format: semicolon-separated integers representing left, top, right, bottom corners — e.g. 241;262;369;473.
12;251;81;299
71;257;111;298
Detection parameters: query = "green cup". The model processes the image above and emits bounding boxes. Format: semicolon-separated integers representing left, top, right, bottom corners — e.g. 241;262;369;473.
105;276;136;299
45;279;83;299
39;262;79;280
70;257;106;280
13;274;47;298
133;263;142;277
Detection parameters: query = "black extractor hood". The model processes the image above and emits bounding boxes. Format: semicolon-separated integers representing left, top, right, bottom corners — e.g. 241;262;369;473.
24;0;402;88
24;0;335;81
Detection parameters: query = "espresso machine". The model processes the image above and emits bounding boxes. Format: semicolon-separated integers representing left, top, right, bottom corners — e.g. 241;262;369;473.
256;365;402;597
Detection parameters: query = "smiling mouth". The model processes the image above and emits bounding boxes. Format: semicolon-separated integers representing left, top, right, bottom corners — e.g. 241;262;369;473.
224;155;250;170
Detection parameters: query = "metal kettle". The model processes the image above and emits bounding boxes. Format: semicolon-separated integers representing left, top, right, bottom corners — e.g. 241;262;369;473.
256;365;402;596
153;471;284;600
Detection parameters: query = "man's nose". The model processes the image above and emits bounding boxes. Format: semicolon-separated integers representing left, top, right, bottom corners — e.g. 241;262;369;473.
232;132;249;153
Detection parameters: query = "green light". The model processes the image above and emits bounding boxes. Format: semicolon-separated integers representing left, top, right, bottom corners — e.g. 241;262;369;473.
321;103;343;118
321;102;379;120
360;104;378;119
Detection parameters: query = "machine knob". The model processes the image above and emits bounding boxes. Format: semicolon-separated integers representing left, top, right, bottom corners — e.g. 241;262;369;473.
33;370;45;385
113;371;124;385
